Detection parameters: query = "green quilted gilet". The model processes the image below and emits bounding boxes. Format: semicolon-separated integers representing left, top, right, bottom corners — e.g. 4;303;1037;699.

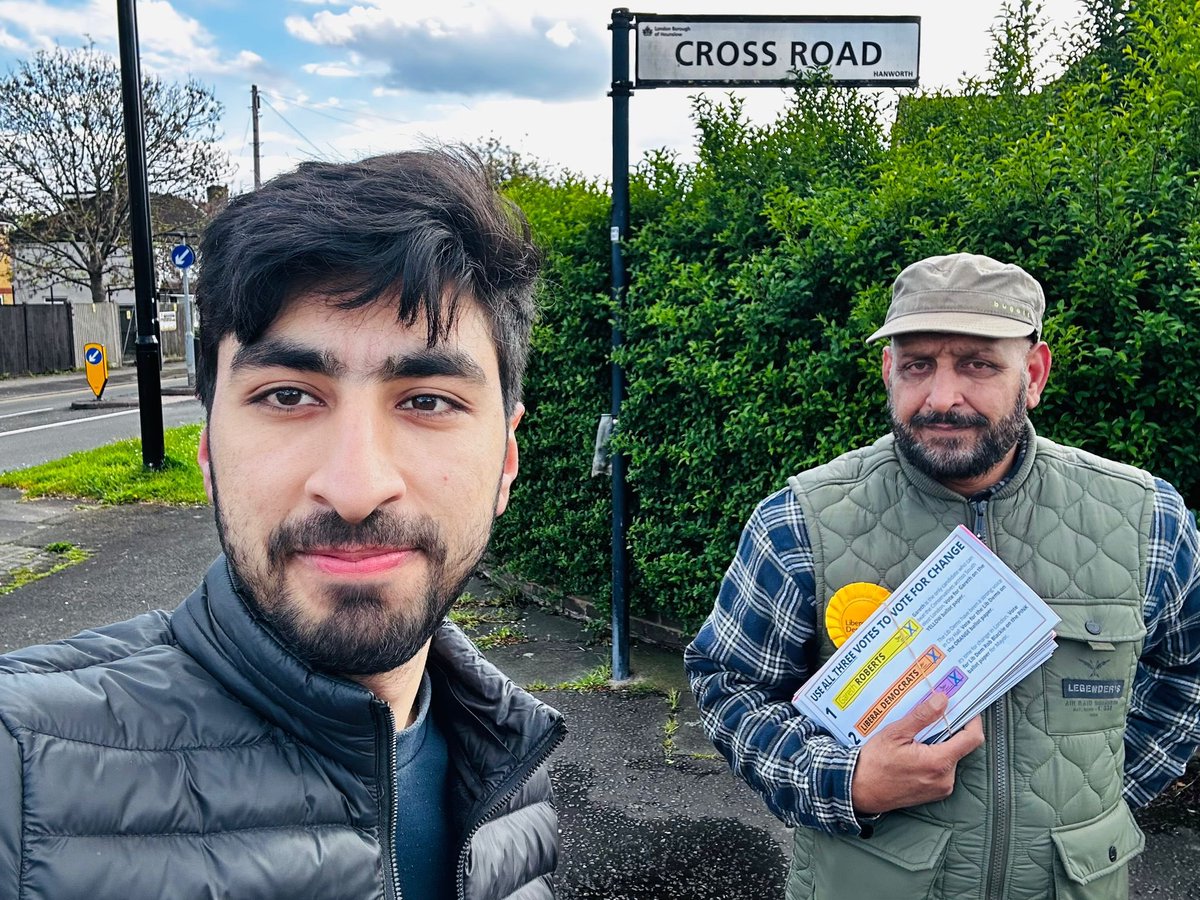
783;422;1152;900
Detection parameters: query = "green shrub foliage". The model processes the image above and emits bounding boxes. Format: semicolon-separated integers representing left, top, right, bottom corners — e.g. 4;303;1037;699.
492;0;1200;627
490;175;615;605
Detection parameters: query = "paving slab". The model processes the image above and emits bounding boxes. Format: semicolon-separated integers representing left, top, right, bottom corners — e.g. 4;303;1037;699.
0;489;80;543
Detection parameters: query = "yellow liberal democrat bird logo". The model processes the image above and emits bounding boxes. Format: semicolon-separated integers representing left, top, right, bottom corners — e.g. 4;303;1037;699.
825;582;891;648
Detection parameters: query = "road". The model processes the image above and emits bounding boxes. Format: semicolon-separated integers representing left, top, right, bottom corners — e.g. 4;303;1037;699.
0;367;205;472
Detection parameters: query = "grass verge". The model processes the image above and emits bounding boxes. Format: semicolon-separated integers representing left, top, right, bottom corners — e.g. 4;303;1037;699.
0;425;206;505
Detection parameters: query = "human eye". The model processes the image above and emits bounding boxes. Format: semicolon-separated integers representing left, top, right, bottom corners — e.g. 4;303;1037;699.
251;386;322;410
399;394;463;415
963;358;998;373
902;359;933;374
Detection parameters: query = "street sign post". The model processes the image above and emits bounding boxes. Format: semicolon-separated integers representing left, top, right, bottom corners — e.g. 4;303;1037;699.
605;9;921;681
117;0;165;469
171;242;197;389
83;343;108;400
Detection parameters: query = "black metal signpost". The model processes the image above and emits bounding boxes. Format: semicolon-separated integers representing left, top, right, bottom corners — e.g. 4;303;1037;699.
607;9;920;680
116;0;165;469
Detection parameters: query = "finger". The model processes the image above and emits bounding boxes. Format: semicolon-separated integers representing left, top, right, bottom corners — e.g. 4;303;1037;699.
890;691;949;740
940;715;985;760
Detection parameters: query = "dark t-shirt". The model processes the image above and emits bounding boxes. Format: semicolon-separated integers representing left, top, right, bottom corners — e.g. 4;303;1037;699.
394;674;455;900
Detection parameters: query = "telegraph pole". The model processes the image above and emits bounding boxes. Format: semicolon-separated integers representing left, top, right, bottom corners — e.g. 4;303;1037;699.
116;0;165;469
251;84;262;190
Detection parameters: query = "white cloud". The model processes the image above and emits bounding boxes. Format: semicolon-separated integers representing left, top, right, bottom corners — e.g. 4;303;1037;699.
0;0;115;48
0;0;266;81
283;2;607;99
0;26;25;50
545;21;576;49
302;62;357;77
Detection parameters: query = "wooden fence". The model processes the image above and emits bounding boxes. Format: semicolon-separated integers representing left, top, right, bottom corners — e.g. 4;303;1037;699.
0;304;73;376
71;303;125;370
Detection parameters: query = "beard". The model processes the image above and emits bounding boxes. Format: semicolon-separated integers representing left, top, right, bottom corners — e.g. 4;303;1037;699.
890;385;1028;486
212;481;493;676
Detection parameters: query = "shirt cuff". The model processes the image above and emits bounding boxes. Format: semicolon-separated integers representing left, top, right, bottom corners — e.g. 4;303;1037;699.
843;745;881;836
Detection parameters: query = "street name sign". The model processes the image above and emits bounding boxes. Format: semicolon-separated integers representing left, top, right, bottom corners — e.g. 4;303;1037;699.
83;343;108;400
635;15;920;88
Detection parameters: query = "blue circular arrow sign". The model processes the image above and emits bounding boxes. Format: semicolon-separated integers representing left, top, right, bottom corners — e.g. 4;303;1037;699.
171;244;196;269
85;347;103;365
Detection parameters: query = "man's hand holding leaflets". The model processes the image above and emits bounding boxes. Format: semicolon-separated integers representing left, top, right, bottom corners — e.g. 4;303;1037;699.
793;525;1060;813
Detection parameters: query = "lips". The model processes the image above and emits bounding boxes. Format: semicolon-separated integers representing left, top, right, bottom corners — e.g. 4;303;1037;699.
298;547;416;577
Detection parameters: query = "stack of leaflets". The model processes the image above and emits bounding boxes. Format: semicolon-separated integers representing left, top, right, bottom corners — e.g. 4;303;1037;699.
792;525;1059;747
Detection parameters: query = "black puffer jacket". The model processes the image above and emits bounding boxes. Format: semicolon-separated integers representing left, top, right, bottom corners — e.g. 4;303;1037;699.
0;557;565;900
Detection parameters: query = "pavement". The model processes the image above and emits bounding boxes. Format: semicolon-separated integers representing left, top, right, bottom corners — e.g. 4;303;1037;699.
0;404;1198;896
0;360;193;406
0;488;792;898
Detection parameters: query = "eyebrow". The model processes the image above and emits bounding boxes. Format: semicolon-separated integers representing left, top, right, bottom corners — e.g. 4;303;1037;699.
230;339;487;385
378;348;487;384
893;340;1001;359
231;340;345;377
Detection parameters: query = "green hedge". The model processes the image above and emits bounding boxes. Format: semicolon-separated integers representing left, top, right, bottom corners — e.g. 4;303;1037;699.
492;0;1200;626
490;176;615;605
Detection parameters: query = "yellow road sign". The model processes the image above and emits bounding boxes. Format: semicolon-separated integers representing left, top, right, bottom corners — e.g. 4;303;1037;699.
83;343;108;400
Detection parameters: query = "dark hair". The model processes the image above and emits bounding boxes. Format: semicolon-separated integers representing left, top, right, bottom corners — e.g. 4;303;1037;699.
194;147;540;415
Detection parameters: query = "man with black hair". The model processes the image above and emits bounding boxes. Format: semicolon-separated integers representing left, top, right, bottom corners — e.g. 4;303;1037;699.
0;149;564;900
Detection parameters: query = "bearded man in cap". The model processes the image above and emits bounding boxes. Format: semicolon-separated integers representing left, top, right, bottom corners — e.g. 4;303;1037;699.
686;253;1200;900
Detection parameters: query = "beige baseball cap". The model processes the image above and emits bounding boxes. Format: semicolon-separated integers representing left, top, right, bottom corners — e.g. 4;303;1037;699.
868;253;1045;342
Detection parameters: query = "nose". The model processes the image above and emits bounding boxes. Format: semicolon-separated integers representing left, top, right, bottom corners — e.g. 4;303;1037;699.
304;404;406;524
924;366;964;414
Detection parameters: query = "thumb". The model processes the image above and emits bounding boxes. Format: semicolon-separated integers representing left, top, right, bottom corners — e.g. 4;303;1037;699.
892;691;949;740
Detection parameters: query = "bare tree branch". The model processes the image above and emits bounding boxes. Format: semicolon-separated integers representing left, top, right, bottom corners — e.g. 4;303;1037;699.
0;45;227;303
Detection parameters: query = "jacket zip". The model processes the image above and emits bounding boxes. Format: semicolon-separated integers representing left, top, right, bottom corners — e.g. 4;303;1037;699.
374;700;403;900
454;717;567;900
971;499;1010;900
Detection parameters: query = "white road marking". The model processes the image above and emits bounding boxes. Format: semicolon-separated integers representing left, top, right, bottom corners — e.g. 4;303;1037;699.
0;408;139;437
0;397;195;438
0;388;82;405
0;407;54;421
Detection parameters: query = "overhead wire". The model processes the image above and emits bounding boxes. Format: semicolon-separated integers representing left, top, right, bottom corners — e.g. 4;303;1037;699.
237;106;251;162
257;93;332;160
262;88;411;129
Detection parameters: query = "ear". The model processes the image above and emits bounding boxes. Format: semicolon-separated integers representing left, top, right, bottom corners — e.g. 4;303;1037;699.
197;426;215;504
1024;342;1053;410
493;403;524;517
881;344;894;388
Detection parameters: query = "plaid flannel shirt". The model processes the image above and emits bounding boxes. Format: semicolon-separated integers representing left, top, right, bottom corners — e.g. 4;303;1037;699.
685;473;1200;836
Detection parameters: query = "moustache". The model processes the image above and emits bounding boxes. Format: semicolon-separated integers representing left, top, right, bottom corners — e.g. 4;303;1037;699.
266;510;447;570
909;410;990;429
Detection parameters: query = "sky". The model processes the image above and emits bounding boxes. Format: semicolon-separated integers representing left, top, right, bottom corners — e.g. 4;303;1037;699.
0;0;1086;195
